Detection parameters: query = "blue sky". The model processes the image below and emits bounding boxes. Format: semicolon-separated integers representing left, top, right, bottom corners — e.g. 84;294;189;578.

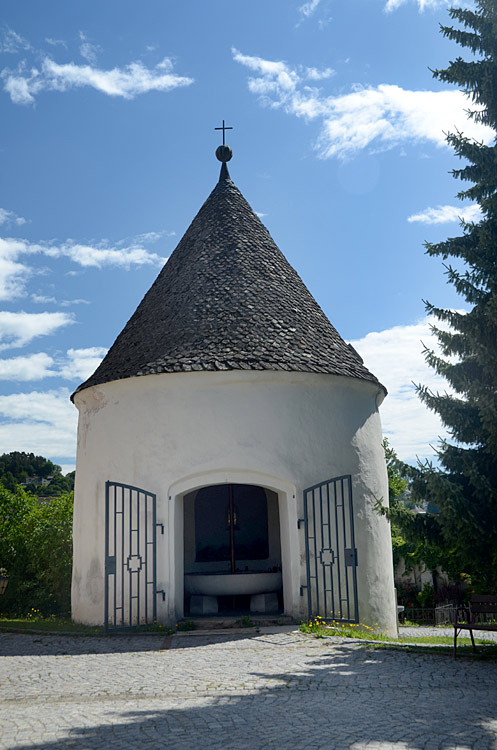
0;0;490;473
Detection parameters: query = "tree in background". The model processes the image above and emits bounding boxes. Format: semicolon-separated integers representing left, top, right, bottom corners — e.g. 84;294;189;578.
0;483;73;614
379;441;444;604
408;0;497;590
383;440;416;573
0;452;74;496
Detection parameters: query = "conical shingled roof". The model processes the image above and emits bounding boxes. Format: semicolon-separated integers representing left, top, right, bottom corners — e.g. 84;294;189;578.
73;162;384;398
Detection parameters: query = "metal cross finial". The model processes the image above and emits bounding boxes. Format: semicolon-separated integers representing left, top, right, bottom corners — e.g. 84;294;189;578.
215;119;233;146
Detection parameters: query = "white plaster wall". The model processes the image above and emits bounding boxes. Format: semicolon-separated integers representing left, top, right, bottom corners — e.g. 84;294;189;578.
71;370;397;634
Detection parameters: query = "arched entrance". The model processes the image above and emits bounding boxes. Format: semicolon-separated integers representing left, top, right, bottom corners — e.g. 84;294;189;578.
183;483;283;616
168;470;299;623
183;484;283;615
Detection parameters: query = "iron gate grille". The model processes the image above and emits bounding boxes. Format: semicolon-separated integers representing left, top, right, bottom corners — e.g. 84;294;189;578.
303;475;358;623
105;481;161;632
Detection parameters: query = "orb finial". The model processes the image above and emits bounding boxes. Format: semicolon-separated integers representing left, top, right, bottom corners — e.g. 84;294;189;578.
216;144;232;163
214;119;233;162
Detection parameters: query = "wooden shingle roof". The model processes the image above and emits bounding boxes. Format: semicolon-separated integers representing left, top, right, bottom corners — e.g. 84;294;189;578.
73;162;384;398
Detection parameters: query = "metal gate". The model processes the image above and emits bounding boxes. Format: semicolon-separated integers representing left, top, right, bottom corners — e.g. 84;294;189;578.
302;475;358;623
105;481;163;632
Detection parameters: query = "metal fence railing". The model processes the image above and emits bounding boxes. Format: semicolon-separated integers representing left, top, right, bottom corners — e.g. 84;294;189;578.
400;604;497;627
398;607;435;624
435;604;456;625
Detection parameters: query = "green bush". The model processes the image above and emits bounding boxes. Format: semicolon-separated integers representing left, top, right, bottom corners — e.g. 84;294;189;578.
396;581;419;608
416;582;435;609
0;483;73;615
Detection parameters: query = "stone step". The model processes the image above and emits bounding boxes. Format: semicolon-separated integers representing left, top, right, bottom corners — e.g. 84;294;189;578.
182;614;295;631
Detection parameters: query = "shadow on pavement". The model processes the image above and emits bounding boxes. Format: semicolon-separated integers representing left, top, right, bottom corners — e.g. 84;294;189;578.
0;627;297;656
4;637;497;749
0;632;167;656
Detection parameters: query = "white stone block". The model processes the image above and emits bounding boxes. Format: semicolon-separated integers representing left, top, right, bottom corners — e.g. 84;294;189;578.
189;595;218;615
250;592;279;613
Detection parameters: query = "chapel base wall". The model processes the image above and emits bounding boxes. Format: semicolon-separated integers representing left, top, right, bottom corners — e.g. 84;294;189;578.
72;370;397;635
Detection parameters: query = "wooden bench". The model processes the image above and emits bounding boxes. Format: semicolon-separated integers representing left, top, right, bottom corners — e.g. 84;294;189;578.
453;594;497;657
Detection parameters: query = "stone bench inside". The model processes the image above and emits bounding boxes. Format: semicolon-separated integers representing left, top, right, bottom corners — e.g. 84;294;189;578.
189;592;279;616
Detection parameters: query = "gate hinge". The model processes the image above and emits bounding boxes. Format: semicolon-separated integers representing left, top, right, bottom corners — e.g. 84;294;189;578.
300;585;308;597
156;589;165;601
345;548;358;566
156;523;164;535
297;518;305;529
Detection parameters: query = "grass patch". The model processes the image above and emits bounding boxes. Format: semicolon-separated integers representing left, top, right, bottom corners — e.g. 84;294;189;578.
300;618;391;641
0;612;174;636
175;619;195;632
299;618;497;650
0;615;104;635
237;615;256;628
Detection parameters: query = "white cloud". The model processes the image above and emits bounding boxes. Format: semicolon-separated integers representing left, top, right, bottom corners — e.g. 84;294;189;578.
31;294;91;306
44;240;166;268
31;294;57;304
1;55;194;105
407;203;482;224
232;48;334;121
79;31;100;65
60;298;90;307
0;207;27;226
0;311;74;351
0;345;106;462
298;0;321;20
385;0;446;10
45;38;67;49
317;86;493;158
233;49;299;84
350;316;457;464
0;346;106;381
0;29;31;54
306;67;334;81
0;242;30;300
0;388;77;461
58;347;107;380
0;352;56;380
0;387;71;422
131;230;166;244
233;50;494;159
59;463;75;475
0;235;166;301
79;43;98;65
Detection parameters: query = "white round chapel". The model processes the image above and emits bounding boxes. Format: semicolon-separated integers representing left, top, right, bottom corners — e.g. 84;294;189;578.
71;149;397;635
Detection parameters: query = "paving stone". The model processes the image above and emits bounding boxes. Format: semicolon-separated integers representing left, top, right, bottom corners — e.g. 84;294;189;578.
0;629;496;749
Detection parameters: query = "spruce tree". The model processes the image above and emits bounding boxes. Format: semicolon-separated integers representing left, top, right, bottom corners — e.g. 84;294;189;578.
411;0;497;590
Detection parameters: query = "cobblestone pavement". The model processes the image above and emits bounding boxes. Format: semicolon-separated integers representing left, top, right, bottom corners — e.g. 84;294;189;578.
1;627;496;750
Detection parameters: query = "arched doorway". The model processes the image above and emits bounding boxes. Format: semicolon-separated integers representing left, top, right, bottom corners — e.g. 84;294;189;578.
183;483;283;615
